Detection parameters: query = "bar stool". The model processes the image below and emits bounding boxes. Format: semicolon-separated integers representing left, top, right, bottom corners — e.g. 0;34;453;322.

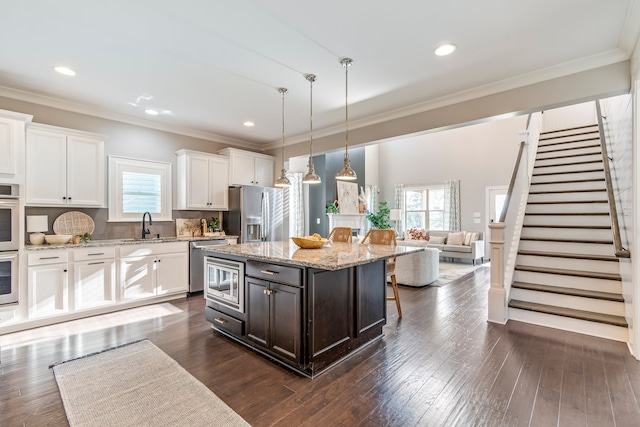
327;227;352;243
361;229;401;317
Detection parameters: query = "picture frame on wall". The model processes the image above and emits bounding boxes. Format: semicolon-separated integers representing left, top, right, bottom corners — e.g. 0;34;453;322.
337;181;359;214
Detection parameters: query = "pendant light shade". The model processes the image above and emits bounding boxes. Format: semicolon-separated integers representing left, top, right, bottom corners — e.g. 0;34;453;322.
302;73;321;184
273;87;291;187
335;57;357;181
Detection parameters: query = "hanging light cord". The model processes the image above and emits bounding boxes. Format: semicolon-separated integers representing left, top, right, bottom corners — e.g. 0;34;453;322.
344;59;349;156
306;74;316;157
280;88;287;165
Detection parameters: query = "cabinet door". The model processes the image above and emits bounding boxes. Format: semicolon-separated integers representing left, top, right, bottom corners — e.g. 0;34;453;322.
254;157;274;187
66;135;104;207
208;157;229;209
185;154;211;209
156;252;188;295
26;129;68;205
246;277;270;347
74;259;116;310
120;255;156;300
230;151;256;186
0;118;16;175
270;283;302;363
28;264;69;318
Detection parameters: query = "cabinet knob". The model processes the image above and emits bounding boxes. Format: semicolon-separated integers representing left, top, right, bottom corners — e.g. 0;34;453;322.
62;196;67;200
263;289;273;296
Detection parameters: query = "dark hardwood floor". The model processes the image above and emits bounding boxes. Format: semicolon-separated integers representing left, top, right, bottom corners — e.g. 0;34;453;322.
1;267;640;426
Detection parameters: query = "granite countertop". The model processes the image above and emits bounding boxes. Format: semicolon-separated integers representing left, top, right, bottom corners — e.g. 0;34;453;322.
24;235;238;251
204;241;424;271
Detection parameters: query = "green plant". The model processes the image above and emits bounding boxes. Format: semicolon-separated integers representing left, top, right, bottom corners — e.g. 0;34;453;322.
78;232;92;243
326;202;339;214
366;200;392;229
208;217;220;231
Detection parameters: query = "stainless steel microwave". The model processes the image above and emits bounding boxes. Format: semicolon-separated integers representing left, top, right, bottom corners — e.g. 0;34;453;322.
0;198;19;251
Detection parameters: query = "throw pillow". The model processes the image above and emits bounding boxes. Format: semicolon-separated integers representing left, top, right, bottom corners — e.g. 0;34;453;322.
429;236;446;244
463;232;472;246
447;231;465;245
408;228;429;241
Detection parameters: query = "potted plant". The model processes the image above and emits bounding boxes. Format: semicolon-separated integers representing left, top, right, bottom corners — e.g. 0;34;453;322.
366;200;392;229
208;217;221;232
326;201;339;214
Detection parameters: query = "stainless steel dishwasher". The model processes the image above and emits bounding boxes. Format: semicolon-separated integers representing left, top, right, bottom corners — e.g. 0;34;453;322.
189;240;228;293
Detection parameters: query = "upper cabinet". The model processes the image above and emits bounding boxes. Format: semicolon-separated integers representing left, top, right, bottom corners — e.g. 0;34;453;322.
176;149;229;210
26;124;106;207
218;147;274;187
0;109;33;182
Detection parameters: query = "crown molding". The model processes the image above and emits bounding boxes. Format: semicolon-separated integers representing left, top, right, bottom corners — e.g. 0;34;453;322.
263;49;630;151
0;84;262;150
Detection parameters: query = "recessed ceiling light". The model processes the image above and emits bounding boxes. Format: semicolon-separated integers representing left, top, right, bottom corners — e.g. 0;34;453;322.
435;43;457;56
145;109;159;116
128;102;138;107
54;66;76;76
243;121;255;127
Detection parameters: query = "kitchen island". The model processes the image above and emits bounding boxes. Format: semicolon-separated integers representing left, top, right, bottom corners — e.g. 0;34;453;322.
203;241;423;377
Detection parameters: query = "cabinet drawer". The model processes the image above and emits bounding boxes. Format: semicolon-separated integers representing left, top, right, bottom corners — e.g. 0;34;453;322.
119;241;188;258
74;247;116;261
28;250;69;266
206;307;244;336
246;260;302;286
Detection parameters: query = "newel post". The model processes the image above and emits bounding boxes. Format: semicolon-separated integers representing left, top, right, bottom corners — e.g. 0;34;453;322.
488;222;507;324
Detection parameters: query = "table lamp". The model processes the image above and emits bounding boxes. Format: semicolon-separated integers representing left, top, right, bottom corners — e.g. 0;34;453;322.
27;215;48;245
389;209;401;236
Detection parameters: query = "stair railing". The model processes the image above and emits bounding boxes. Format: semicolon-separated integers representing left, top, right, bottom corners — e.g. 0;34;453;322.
488;112;541;324
596;101;630;258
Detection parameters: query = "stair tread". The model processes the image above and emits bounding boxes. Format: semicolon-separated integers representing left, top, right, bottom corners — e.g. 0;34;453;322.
520;237;613;244
515;265;621;281
525;212;609;216
532;169;603;177
527;200;607;204
517;250;618;262
530;178;605;185
535;151;602;161
537;143;601;154
539;125;598;135
534;159;603;168
528;189;606;194
522;224;611;229
511;281;624;301
509;300;627;327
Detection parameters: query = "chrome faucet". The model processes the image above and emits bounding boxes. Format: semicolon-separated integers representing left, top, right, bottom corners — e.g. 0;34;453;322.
141;211;153;239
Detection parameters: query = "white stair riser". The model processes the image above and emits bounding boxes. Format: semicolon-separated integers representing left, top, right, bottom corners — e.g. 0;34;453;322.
539;130;598;143
525;203;609;214
535;154;602;167
510;288;625;317
537;146;601;159
538;141;601;154
530;181;606;193
527;191;607;203
531;170;604;182
518;240;614;256
508;308;628;342
513;270;622;294
516;254;619;275
520;226;613;241
523;215;610;227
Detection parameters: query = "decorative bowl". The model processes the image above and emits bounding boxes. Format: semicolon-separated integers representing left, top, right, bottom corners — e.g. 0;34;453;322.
45;234;73;245
291;237;328;249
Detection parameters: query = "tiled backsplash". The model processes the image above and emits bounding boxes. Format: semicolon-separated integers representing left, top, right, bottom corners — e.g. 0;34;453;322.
24;207;223;241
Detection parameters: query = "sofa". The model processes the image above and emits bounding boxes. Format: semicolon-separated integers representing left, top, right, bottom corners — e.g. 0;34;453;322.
394;247;440;287
398;229;485;265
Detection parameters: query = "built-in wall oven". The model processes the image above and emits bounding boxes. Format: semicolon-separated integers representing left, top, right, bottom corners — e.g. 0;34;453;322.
0;251;18;305
0;197;19;252
205;257;244;313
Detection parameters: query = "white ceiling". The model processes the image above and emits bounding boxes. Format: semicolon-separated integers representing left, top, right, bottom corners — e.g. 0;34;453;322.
0;0;638;149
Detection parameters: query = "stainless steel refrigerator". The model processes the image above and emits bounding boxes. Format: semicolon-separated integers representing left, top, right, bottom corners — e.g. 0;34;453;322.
224;186;284;243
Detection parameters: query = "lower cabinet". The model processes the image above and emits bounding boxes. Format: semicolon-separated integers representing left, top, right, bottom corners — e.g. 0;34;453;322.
73;259;116;310
28;262;70;318
246;277;302;364
120;243;188;301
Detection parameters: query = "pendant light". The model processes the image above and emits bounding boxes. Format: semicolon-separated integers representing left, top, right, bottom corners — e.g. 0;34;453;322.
302;73;321;184
273;87;291;187
335;57;357;181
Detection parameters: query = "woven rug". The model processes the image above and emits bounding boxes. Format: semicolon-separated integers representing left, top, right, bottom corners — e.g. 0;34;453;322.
432;262;486;287
52;339;249;427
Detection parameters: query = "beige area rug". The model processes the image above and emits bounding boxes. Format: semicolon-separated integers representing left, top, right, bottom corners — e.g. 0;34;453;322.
432;261;488;287
52;339;249;427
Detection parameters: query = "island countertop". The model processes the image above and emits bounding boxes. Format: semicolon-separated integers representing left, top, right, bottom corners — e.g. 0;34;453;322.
203;240;423;270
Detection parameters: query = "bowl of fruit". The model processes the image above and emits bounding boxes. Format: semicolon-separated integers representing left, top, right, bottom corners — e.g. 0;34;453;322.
291;233;328;249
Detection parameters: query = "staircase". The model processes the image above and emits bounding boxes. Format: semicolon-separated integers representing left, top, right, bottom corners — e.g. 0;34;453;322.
508;124;628;341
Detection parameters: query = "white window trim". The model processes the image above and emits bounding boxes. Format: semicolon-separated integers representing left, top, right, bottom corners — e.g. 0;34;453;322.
108;155;172;222
404;184;445;230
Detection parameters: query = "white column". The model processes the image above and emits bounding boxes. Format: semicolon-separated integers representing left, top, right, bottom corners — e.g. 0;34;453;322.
488;222;507;324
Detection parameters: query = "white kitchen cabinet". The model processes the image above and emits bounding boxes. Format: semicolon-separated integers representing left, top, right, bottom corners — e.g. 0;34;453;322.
120;242;189;301
0;110;32;180
26;124;105;207
73;247;117;310
28;250;70;318
218;147;274;187
176;149;229;210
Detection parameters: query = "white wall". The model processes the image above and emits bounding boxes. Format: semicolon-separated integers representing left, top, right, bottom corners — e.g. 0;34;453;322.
541;101;597;132
377;115;528;232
